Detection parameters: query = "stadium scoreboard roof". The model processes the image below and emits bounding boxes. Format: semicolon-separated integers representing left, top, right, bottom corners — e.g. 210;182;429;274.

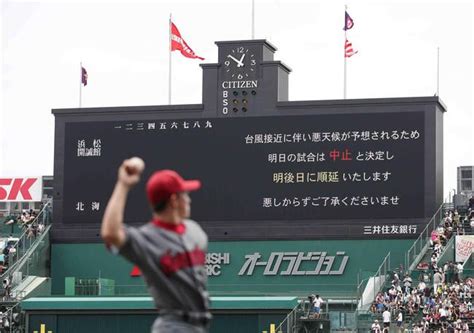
52;40;446;242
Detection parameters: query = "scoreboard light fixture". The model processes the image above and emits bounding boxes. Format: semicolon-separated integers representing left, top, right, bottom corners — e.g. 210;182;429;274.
242;107;247;112
251;90;257;95
242;91;248;96
233;91;239;96
233;107;238;112
233;99;239;104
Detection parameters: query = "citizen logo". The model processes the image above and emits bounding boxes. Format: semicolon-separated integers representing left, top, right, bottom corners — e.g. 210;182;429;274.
221;80;258;89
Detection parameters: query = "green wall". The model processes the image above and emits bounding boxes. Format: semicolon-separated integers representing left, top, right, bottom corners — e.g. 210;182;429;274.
0;217;23;235
51;239;412;296
28;313;286;333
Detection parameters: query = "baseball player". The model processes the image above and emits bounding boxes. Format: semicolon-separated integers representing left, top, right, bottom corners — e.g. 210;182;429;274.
101;157;211;333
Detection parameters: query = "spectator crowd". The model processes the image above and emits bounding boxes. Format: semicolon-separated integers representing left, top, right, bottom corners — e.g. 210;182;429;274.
370;209;473;332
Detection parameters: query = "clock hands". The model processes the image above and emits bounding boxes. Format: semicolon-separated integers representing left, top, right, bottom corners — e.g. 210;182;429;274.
227;54;245;67
237;53;246;67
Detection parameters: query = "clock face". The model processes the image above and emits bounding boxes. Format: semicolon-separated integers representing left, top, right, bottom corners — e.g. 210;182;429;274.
224;46;257;79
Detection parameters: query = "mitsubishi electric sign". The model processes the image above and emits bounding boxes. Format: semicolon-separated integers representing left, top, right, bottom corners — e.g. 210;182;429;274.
133;250;349;278
51;240;412;296
206;252;231;276
207;251;349;277
201;240;408;295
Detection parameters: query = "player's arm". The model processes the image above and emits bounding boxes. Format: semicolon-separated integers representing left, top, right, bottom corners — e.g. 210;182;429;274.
101;157;145;248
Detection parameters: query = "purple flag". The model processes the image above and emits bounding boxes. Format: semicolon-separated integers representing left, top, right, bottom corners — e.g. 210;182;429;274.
344;11;354;30
81;67;88;86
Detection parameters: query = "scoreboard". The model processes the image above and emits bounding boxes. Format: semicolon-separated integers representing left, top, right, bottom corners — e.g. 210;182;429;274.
52;40;445;242
63;112;425;222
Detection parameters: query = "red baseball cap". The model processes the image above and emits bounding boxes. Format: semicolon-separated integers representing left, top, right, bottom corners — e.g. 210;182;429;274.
146;169;201;205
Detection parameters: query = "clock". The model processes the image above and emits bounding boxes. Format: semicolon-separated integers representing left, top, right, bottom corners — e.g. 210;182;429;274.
223;46;257;79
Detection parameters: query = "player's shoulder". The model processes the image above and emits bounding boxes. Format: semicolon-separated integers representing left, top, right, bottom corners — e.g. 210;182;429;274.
184;219;208;239
184;219;203;230
129;222;163;239
138;222;155;232
126;223;151;236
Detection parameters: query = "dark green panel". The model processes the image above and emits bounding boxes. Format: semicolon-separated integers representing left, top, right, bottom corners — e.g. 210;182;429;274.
28;313;282;333
210;314;258;333
51;243;142;295
57;314;155;333
51;239;412;296
206;240;412;296
22;296;297;311
257;314;287;333
28;315;57;333
29;314;155;333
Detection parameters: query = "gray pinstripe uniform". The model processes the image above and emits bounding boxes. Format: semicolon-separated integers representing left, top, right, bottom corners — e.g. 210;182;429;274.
118;219;211;333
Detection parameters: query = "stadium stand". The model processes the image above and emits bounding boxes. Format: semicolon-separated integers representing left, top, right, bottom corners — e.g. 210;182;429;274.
365;208;474;332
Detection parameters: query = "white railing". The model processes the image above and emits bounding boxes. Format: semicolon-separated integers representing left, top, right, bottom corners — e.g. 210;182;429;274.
1;200;52;280
358;252;391;311
404;202;446;272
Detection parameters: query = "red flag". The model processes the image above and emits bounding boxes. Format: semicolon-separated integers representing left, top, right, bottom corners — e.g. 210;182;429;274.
344;39;358;58
81;67;88;86
170;22;205;60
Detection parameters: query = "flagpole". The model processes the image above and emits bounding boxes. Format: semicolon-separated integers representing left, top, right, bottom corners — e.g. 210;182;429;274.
168;13;172;105
343;5;347;99
251;0;255;39
436;47;440;96
344;32;347;99
79;62;82;108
